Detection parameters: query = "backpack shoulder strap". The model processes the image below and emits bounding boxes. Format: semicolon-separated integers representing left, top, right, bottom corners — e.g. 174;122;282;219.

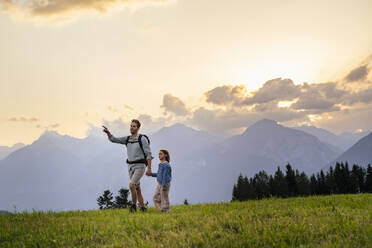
124;136;130;146
142;134;150;144
138;134;148;166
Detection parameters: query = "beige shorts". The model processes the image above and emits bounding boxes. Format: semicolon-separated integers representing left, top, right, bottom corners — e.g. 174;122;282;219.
128;167;146;187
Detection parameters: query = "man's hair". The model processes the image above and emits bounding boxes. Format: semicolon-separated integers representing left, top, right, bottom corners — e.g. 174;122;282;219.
131;119;141;128
160;149;171;163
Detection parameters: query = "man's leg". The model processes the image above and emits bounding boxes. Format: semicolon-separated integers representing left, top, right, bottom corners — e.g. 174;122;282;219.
129;167;146;208
129;182;138;206
136;185;145;208
128;169;138;207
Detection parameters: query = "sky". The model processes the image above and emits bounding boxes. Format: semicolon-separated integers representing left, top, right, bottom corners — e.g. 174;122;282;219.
0;0;372;146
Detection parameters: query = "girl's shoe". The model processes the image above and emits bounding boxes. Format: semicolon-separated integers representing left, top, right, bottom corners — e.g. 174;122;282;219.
140;206;147;212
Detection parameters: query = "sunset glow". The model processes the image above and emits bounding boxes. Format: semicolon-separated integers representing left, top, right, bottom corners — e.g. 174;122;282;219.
1;0;372;146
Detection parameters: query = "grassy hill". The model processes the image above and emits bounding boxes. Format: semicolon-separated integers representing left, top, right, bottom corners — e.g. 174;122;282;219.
1;194;371;247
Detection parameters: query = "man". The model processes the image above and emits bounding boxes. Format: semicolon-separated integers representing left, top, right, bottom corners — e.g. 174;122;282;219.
102;119;153;212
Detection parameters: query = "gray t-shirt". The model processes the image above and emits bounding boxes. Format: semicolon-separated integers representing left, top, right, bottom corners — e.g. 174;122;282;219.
108;133;153;171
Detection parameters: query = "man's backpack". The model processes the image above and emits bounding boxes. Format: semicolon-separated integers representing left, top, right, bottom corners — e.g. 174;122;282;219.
124;134;150;166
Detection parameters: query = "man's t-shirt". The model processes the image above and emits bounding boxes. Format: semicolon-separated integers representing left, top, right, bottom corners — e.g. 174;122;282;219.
109;133;153;171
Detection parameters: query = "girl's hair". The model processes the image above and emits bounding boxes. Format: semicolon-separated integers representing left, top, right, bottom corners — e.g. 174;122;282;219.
160;149;171;163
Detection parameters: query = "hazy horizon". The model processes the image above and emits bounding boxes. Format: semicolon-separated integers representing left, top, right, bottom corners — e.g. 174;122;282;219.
2;118;371;149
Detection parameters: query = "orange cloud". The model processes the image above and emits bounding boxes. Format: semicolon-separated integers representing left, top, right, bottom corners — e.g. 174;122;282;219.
184;55;372;135
161;93;190;116
345;65;369;82
0;0;176;23
36;123;60;129
8;116;39;123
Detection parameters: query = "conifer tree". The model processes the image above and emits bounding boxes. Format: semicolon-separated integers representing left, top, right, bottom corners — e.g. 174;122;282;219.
285;164;297;197
252;171;270;199
325;166;337;194
365;164;372;193
114;188;130;208
310;174;317;195
97;190;114;209
297;172;310;196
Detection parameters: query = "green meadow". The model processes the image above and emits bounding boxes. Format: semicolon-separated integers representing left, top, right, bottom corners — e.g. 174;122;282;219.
1;194;371;248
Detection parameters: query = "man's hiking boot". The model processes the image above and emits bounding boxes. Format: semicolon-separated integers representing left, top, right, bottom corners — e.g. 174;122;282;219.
129;204;137;213
140;206;147;212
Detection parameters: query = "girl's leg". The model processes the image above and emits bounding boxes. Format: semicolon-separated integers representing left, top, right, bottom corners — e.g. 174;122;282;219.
153;183;162;210
160;182;171;212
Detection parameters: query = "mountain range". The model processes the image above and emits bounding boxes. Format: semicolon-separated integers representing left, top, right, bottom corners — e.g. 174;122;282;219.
0;119;370;211
326;132;372;168
294;125;369;151
0;143;25;160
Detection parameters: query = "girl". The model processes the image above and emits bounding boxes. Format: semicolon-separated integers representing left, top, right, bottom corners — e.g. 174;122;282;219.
149;149;172;212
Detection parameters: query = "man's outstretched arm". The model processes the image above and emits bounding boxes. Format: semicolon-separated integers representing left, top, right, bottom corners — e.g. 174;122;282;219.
102;125;127;144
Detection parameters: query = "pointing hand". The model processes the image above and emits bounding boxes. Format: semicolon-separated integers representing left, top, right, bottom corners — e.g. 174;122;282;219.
102;125;110;134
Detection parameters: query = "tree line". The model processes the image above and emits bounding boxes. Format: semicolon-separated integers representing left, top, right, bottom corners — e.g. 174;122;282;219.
232;162;372;201
97;188;190;209
97;188;131;209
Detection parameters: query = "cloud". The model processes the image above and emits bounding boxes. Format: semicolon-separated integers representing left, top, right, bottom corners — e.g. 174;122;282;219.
355;88;372;103
291;82;345;111
205;79;302;107
107;105;118;113
0;0;13;11
311;104;372;134
185;56;372;135
8;116;39;123
36;123;60;129
0;0;176;23
203;74;371;113
49;123;60;128
136;114;167;133
342;87;372;105
305;82;348;99
7;116;61;131
161;94;190;116
106;104;135;114
292;98;335;111
88;55;372;137
98;113;167;136
187;104;309;136
242;78;301;105
345;65;369;82
187;107;258;135
204;85;247;105
124;104;134;110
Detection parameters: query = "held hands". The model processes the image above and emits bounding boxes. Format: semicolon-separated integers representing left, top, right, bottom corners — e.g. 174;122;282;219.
145;169;152;176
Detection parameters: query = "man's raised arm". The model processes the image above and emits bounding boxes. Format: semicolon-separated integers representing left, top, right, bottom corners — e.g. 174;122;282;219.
102;125;127;144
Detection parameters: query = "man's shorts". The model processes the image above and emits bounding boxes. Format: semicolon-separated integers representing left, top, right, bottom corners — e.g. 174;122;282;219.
128;167;146;187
